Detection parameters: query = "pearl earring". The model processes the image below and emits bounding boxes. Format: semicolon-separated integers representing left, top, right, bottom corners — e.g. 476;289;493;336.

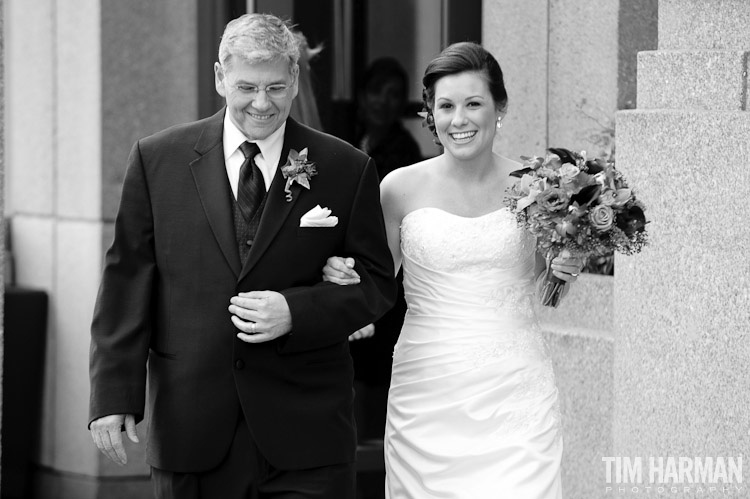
496;117;504;129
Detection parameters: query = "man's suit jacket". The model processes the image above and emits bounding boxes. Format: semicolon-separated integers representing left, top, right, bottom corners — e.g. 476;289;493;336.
89;110;396;473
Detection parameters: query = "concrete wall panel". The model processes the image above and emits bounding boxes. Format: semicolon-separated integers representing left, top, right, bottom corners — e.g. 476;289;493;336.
56;0;101;219
659;0;750;50
548;0;619;155
638;50;748;111
5;0;55;215
614;109;750;465
483;0;548;162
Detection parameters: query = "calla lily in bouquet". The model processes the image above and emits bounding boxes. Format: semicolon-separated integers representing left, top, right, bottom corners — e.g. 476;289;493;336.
505;148;648;307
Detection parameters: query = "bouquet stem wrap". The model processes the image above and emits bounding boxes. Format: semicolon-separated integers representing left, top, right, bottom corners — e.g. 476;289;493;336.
540;252;566;308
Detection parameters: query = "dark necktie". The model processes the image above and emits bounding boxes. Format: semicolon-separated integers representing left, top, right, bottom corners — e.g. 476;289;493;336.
237;141;264;222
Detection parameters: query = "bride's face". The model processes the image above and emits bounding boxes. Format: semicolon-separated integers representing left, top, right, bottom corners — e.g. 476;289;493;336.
432;71;502;161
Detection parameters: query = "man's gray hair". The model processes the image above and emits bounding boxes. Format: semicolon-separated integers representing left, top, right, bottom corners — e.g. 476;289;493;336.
218;13;300;77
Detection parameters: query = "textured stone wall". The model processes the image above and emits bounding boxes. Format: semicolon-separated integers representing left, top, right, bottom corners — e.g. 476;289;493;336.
618;0;658;110
4;0;198;496
484;0;657;163
100;0;199;221
658;0;750;50
483;1;657;496
483;0;549;160
539;275;615;499
614;1;750;496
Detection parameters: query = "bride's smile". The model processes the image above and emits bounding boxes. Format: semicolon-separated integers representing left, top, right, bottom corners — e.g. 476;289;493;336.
449;130;477;142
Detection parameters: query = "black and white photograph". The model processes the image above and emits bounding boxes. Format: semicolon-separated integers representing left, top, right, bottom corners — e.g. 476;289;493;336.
1;1;747;498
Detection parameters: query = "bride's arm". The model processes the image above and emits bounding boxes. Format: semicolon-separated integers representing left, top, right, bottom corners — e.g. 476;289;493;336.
321;170;407;341
379;170;404;275
322;169;406;285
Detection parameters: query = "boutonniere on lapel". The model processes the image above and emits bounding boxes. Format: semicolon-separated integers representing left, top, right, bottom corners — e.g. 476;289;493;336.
281;148;317;202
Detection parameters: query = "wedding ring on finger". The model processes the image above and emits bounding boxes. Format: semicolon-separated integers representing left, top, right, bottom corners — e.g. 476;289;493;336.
571;273;579;277
251;322;256;334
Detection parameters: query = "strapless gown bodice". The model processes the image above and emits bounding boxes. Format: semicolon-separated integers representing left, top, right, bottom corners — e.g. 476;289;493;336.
400;206;537;330
385;207;563;499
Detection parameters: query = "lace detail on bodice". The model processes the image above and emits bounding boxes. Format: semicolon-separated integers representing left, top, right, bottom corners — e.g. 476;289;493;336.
401;207;535;274
399;207;537;319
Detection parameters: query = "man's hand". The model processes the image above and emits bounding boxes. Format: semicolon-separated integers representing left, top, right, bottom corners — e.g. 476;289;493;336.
230;290;293;343
90;414;139;466
348;323;375;341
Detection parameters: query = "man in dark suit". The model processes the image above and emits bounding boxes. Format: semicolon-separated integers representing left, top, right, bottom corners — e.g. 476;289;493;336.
88;13;395;499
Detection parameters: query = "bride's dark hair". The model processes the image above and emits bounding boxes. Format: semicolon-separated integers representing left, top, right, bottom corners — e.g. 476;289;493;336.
420;42;508;142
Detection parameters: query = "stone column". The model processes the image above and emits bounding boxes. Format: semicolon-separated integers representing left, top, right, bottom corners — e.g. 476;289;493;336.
615;0;749;494
484;2;656;497
483;0;550;160
5;0;198;496
484;0;657;163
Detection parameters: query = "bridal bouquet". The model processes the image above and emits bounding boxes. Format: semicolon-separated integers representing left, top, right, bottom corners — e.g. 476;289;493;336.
505;148;648;307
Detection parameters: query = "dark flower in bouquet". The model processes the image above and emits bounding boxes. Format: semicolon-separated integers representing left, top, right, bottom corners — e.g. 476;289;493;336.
505;147;648;306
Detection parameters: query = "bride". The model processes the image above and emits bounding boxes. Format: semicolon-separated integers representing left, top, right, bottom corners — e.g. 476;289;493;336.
324;42;582;498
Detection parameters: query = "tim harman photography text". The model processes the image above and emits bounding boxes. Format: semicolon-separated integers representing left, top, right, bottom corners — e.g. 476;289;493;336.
603;456;743;495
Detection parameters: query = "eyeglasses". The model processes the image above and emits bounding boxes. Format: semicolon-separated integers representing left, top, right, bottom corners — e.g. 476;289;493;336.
230;83;291;99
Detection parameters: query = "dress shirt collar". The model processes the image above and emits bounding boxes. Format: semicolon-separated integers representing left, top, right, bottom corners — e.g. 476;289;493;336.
223;112;286;173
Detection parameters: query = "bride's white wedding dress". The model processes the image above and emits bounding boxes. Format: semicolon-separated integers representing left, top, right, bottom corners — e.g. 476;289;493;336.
384;207;563;499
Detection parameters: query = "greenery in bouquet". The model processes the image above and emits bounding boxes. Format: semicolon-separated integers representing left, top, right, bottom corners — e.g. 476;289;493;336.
505;148;648;306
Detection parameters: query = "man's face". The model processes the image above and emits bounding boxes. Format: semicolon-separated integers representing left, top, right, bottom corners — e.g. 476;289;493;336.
215;56;299;141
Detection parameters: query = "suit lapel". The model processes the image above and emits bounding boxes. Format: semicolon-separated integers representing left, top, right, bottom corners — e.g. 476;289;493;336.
239;119;306;281
189;108;242;277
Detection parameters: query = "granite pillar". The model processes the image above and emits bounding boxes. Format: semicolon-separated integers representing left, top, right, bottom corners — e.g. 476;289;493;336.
4;0;198;496
483;1;657;497
484;0;657;162
614;0;750;495
483;0;549;160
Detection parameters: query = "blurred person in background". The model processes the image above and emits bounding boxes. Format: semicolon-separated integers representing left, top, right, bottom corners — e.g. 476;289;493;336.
354;57;422;180
348;58;421;451
290;30;324;130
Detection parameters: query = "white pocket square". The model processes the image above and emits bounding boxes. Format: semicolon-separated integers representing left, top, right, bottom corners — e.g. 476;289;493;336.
300;205;338;227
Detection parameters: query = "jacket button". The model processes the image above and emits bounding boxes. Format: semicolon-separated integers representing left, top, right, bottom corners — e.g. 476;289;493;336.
234;359;245;370
246;239;253;246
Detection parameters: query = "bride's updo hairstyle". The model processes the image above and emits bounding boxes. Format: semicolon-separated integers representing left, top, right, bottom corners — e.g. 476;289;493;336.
421;42;508;143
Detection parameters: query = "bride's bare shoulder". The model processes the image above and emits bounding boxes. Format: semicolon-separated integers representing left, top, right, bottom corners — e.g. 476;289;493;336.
381;157;440;193
380;158;440;216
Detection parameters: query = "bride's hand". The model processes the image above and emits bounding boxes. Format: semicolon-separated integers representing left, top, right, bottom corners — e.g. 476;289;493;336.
322;256;361;285
348;323;375;341
550;254;584;283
